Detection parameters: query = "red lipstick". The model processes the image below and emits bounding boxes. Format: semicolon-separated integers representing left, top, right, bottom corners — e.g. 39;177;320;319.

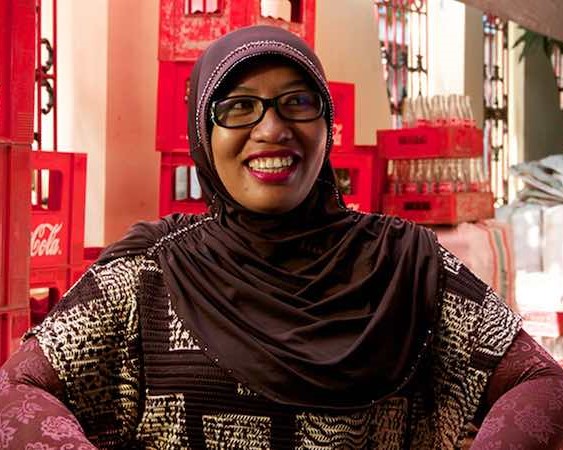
245;149;300;183
247;164;297;183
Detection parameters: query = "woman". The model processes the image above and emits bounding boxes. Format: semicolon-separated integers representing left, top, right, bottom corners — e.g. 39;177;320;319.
1;25;563;449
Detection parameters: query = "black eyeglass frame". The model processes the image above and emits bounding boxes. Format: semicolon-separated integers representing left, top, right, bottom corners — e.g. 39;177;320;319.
210;89;325;129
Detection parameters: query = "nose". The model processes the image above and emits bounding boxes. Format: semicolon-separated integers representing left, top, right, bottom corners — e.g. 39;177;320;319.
250;106;293;143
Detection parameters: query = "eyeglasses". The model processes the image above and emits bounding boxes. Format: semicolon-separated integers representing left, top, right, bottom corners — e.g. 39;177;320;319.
211;90;324;129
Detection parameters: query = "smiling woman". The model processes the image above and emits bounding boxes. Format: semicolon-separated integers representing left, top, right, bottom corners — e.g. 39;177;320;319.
1;25;563;450
210;61;327;214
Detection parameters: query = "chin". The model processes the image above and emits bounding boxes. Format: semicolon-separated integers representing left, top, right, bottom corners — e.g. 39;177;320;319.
243;197;302;215
238;190;307;215
247;204;295;215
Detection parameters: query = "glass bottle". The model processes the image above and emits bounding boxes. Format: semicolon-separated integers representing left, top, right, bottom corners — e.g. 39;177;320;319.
403;160;419;194
437;158;455;194
461;95;476;128
454;159;468;193
401;98;416;129
414;95;430;127
420;160;436;194
430;95;447;127
446;94;462;126
386;160;399;194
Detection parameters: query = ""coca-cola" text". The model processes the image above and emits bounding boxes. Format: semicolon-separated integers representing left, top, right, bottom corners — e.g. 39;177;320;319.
30;223;63;257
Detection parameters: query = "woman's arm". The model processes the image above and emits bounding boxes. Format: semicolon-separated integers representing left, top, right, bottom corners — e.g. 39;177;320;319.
0;338;97;448
471;329;563;449
1;256;143;448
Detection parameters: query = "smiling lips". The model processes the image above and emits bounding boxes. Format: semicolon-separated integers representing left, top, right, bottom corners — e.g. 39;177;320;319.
245;152;299;182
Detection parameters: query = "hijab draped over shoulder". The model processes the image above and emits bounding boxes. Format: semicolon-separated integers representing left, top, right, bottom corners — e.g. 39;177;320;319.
102;25;442;410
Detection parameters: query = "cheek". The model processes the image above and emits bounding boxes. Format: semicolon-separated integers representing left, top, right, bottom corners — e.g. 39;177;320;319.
210;127;245;168
210;127;228;163
210;127;250;197
307;124;328;170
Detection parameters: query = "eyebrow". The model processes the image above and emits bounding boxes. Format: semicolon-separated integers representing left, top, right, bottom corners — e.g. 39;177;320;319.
229;79;309;95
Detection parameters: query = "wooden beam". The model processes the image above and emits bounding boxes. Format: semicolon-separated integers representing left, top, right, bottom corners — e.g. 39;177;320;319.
455;0;563;42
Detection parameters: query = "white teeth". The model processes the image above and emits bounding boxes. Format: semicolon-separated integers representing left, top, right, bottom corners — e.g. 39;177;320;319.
248;156;294;171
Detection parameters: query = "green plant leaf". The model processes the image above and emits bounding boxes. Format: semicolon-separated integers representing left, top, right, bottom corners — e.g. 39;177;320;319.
513;27;563;62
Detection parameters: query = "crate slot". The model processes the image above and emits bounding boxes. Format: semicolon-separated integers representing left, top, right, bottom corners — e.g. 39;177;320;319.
334;168;357;195
31;168;63;210
260;0;301;22
185;0;220;14
160;152;207;216
30;287;60;326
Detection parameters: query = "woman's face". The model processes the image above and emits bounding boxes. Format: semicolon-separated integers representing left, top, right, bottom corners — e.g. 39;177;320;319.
210;62;327;214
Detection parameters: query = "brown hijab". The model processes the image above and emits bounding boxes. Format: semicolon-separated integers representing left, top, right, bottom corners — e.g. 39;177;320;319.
103;25;442;409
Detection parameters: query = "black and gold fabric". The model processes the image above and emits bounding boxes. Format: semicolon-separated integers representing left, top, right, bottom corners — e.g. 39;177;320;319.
27;216;521;450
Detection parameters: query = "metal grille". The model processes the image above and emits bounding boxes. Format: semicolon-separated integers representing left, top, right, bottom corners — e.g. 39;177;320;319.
35;0;57;151
483;14;509;206
374;0;428;129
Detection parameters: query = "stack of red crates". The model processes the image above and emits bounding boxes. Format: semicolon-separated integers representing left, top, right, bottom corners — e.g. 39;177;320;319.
1;1;90;364
155;2;383;216
156;0;316;216
29;152;87;327
377;125;494;225
328;82;385;213
0;0;36;364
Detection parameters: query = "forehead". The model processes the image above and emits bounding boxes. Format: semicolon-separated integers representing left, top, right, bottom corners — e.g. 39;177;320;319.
217;58;311;96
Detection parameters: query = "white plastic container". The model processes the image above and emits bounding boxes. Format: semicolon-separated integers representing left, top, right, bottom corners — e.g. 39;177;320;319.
543;204;563;275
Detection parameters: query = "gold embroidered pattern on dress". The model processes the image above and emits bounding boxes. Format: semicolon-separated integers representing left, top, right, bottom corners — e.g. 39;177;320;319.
295;410;371;449
203;414;271;449
137;393;190;450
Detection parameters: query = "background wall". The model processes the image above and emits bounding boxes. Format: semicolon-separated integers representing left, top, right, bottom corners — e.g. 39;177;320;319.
59;0;160;246
427;0;466;95
464;4;485;127
315;0;391;144
427;0;484;125
523;48;563;161
105;0;160;243
58;0;108;246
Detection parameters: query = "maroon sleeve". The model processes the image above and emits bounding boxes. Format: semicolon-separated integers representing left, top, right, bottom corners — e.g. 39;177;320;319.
471;330;563;449
0;338;97;449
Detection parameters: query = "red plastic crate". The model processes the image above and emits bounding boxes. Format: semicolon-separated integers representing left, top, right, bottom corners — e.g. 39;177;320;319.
0;145;31;308
156;61;195;152
160;152;208;216
377;126;483;160
69;265;88;288
159;0;316;61
0;0;35;145
29;267;69;326
69;247;104;287
29;266;70;309
0;307;30;365
382;191;494;225
249;0;315;50
84;246;103;263
30;151;87;271
328;81;354;152
330;146;385;213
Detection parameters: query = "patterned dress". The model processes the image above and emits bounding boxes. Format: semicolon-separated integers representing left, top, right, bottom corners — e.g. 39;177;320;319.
21;242;521;449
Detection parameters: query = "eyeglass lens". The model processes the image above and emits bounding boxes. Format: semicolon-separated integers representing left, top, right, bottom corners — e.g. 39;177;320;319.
213;90;322;128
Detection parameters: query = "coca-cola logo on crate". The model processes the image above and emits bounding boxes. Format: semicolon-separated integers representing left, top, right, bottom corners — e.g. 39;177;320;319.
30;223;63;257
332;123;343;146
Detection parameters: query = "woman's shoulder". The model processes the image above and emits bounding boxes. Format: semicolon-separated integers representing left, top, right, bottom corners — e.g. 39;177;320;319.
97;212;213;264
